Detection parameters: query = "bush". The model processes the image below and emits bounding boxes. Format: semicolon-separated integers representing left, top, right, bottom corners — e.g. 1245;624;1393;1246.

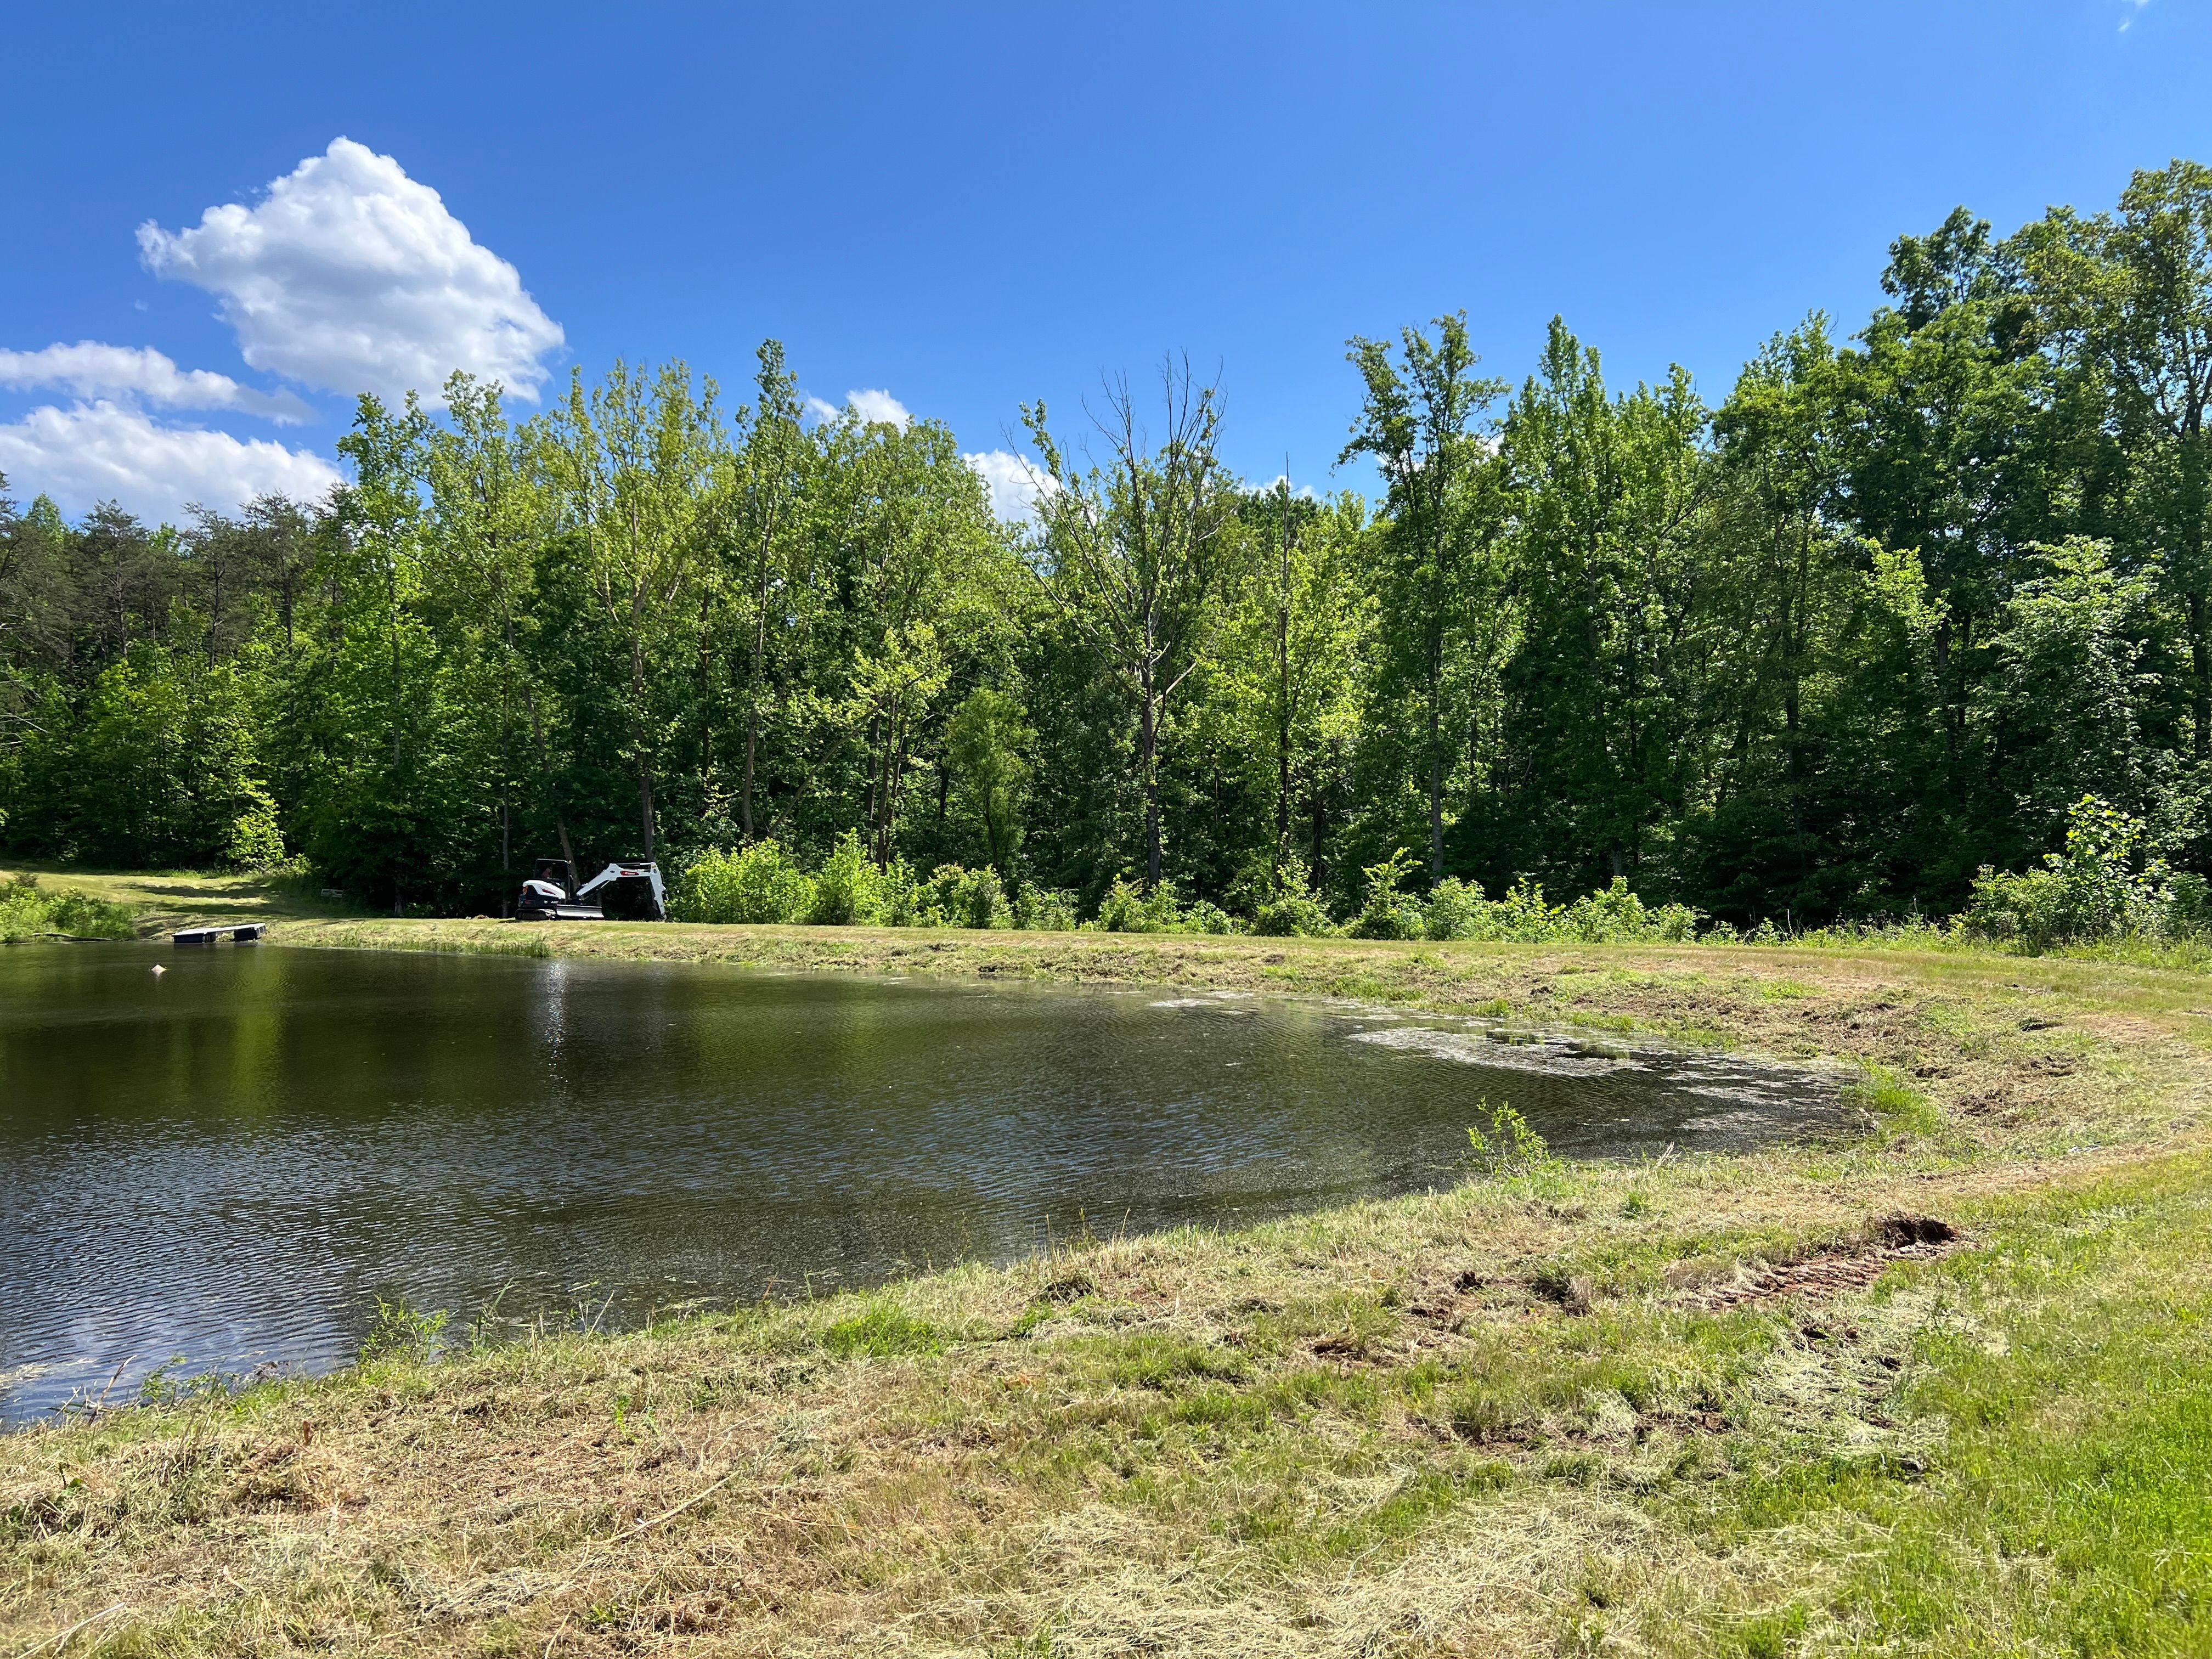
1421;876;1483;940
226;804;287;870
1093;876;1186;933
806;832;882;926
672;840;816;924
1254;891;1333;935
1013;885;1081;931
0;874;138;942
918;863;1011;929
1243;855;1335;936
1956;795;2178;951
1182;899;1243;935
1560;877;1701;943
1345;848;1424;939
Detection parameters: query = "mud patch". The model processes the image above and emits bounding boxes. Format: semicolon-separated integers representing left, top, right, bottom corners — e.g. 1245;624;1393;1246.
1695;1218;1962;1310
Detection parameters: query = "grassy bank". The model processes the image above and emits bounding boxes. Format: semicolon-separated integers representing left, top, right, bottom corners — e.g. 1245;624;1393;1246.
7;877;2212;1653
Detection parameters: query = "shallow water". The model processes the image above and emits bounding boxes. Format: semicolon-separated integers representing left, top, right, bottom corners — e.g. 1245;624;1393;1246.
0;941;1850;1420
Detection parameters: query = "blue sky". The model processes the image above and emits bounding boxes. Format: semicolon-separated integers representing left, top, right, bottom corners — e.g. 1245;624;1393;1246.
3;0;2209;522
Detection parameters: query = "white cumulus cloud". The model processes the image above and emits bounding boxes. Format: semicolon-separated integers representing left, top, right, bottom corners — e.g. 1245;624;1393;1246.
963;449;1056;522
137;137;564;405
808;388;916;430
846;388;911;429
0;402;342;521
0;342;312;423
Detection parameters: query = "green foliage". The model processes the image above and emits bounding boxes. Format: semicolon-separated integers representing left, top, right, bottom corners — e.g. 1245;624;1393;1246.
1092;876;1180;933
0;874;138;941
1252;891;1334;936
674;840;816;924
1957;795;2185;950
919;862;1011;929
1345;847;1424;938
7;641;284;870
1012;884;1081;932
358;1296;448;1364
806;831;883;926
1559;877;1702;943
1463;1100;1556;1176
1244;854;1336;936
946;687;1032;879
17;166;2212;928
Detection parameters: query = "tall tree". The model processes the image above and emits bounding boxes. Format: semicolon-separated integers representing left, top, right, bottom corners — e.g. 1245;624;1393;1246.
730;342;810;839
1025;362;1242;888
544;360;722;857
1342;314;1508;880
2019;161;2212;756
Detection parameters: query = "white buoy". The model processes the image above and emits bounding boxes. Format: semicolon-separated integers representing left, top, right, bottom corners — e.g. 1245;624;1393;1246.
151;963;167;975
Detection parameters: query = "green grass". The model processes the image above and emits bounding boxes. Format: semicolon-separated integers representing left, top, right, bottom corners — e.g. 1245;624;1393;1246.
1649;1161;2212;1655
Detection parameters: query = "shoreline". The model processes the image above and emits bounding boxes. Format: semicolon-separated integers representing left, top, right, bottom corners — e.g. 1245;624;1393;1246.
7;900;2212;1651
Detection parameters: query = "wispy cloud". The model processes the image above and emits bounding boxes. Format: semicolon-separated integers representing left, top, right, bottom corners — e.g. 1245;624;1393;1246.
963;449;1056;522
808;388;915;430
0;342;312;423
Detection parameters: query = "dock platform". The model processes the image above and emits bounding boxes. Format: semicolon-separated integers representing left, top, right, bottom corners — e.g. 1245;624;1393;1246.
172;923;267;945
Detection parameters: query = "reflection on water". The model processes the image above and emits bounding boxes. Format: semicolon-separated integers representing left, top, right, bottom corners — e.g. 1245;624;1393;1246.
0;942;1850;1420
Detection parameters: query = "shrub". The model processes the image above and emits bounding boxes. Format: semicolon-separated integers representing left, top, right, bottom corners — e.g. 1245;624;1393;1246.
806;832;883;926
1182;899;1243;935
1560;877;1701;943
1956;795;2177;950
0;875;138;942
1093;877;1186;933
1422;876;1485;940
1464;1099;1556;1176
1345;848;1424;940
1244;855;1335;936
1013;885;1081;931
225;803;287;870
1254;891;1334;935
919;863;1010;929
673;840;815;924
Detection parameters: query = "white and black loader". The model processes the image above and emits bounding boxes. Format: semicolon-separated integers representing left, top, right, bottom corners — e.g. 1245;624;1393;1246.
515;857;666;922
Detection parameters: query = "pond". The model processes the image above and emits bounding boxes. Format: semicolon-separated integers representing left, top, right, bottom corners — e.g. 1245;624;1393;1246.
0;941;1852;1421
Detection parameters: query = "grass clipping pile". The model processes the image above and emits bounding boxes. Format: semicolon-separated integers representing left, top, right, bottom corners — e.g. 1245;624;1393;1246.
7;934;2212;1657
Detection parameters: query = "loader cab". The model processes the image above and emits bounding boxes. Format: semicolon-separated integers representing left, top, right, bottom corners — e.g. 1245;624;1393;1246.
531;857;577;900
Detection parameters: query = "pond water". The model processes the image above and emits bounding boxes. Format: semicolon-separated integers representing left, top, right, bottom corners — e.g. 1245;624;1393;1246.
0;941;1852;1421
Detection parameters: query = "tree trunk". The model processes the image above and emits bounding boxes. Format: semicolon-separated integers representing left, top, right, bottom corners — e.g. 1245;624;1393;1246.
742;579;769;839
1426;629;1444;882
632;626;654;856
2190;590;2211;763
1140;677;1163;888
1274;514;1293;866
698;588;715;780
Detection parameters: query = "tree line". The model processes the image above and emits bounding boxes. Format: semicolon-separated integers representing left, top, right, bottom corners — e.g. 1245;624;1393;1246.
7;161;2212;929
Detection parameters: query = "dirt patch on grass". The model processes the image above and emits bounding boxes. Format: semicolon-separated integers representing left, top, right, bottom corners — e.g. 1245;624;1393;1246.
1690;1214;1965;1311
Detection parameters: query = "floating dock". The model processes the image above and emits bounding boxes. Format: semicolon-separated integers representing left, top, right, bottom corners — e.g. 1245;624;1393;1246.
172;923;267;945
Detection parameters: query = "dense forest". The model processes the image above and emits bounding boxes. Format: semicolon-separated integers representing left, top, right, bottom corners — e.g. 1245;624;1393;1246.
7;163;2212;930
